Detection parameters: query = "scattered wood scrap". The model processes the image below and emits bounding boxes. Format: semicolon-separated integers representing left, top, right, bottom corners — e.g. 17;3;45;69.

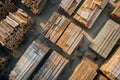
74;0;109;28
0;9;34;50
90;19;120;58
0;57;8;70
100;46;120;80
33;50;69;80
40;12;84;55
9;39;50;80
69;57;98;80
59;0;82;15
21;0;48;14
111;4;120;24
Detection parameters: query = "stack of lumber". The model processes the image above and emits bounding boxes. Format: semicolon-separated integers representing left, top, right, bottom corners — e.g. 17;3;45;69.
0;0;17;20
40;12;84;55
111;4;120;23
33;50;69;80
0;8;34;50
9;39;50;80
90;19;120;58
0;57;8;70
21;0;48;14
74;0;109;28
59;0;82;15
98;74;108;80
69;57;98;80
100;46;120;80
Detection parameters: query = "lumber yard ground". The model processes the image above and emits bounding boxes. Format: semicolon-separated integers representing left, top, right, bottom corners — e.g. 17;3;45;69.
0;0;120;80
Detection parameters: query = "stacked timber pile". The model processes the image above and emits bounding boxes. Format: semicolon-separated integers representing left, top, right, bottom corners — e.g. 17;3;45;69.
21;0;48;14
33;50;69;80
9;39;50;80
100;46;120;80
0;57;8;70
69;57;98;80
90;19;120;58
74;0;109;28
0;0;17;20
59;0;82;15
111;4;120;23
0;9;34;50
40;12;84;55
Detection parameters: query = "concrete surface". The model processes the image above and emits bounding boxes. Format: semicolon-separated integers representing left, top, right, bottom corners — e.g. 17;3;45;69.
0;0;119;80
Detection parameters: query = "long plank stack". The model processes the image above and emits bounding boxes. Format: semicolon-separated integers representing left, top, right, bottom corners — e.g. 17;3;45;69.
59;0;82;15
9;39;50;80
90;19;120;58
40;12;84;55
33;50;69;80
74;0;109;28
69;57;98;80
111;4;120;23
100;46;120;80
21;0;48;14
0;8;34;50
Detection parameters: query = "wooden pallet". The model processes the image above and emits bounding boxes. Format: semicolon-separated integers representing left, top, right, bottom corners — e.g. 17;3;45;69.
59;0;82;15
21;0;48;14
100;46;120;80
33;50;69;80
90;19;120;58
40;12;84;55
73;0;109;28
69;57;98;80
0;8;34;50
9;39;50;80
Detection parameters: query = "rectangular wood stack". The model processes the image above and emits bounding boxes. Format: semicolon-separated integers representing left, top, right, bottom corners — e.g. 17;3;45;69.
111;4;120;23
59;0;82;15
21;0;48;14
100;46;120;80
74;0;109;28
0;8;34;50
90;19;120;58
33;50;69;80
9;39;50;80
69;57;98;80
40;12;84;55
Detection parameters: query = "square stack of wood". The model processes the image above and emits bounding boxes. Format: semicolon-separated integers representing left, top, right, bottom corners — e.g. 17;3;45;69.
9;39;50;80
98;74;108;80
69;57;98;80
74;0;109;28
0;0;17;20
21;0;48;14
90;19;120;58
59;0;82;15
111;4;120;24
0;9;34;50
33;50;69;80
100;46;120;80
40;12;84;55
